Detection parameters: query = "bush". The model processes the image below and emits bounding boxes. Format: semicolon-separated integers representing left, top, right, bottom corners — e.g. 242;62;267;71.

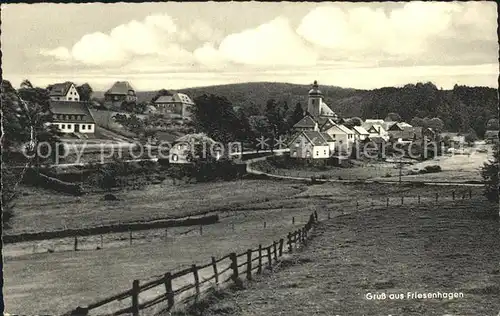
481;144;499;205
418;165;442;174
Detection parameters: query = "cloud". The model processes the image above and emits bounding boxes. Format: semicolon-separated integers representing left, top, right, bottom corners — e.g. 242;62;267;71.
193;43;229;70
41;13;192;67
40;46;72;60
216;17;318;67
296;2;495;61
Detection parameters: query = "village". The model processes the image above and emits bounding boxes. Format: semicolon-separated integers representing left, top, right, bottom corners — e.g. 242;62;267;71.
3;2;499;316
43;79;498;171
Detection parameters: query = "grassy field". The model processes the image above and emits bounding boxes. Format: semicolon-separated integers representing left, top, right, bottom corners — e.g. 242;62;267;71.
190;199;499;316
8;180;303;235
255;148;492;183
3;181;484;315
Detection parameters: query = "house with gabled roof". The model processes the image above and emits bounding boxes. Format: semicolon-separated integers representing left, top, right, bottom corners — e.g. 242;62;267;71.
104;81;137;108
288;130;330;159
320;119;356;150
154;92;195;120
46;100;96;134
352;126;370;141
48;82;80;102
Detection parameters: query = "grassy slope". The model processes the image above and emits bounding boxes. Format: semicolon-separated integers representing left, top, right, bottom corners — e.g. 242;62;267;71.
195;199;499;316
4;182;484;315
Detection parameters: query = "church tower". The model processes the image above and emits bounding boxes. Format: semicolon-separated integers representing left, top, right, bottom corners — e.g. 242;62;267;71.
307;80;323;118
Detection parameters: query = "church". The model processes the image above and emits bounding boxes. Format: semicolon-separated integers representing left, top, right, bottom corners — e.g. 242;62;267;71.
289;81;356;159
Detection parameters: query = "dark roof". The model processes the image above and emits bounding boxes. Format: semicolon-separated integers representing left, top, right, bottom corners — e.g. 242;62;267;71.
387;123;403;131
49;101;95;123
49;82;74;97
155;93;195;105
105;81;136;96
319;118;335;131
320;132;334;142
303;131;328;146
293;115;317;129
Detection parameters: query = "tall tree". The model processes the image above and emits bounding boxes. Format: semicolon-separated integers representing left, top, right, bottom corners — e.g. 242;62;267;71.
290;102;304;126
481;144;499;206
191;94;243;144
76;83;93;102
384;112;402;122
151;89;172;103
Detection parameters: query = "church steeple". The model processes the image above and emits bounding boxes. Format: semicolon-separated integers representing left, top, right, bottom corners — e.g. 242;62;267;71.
307;80;323;118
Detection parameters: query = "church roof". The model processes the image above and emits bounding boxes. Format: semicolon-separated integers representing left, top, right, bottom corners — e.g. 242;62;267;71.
293;115;317;128
308;80;323;96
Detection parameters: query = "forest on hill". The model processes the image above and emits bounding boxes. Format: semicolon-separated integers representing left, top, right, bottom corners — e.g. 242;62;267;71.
97;81;497;136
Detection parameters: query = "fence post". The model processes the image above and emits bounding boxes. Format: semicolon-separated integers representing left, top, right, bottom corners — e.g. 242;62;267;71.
386;197;389;207
314;211;318;221
356;200;359;210
192;264;200;299
267;246;272;269
246;249;252;281
129;230;133;246
273;241;278;262
287;232;292;253
199;225;203;235
131;280;139;316
211;257;219;286
401;196;404;205
74;236;78;251
452;191;455;200
164;272;174;309
264;221;266;229
436;192;439;202
232;223;235;232
418;195;420;204
230;252;238;282
292;216;295;224
279;238;284;256
469;188;472;199
328;212;331;219
258;245;263;274
100;235;103;249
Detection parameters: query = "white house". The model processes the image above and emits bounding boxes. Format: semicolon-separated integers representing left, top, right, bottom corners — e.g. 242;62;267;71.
47;100;96;134
48;82;80;102
365;124;390;141
321;119;356;149
288;131;330;159
169;133;220;164
352;126;370;141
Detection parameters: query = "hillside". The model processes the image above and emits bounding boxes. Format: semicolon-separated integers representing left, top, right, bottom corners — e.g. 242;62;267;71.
95;81;498;134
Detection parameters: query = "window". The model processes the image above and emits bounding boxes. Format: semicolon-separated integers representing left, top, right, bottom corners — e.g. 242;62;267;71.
324;150;327;155
311;99;315;105
69;97;72;101
295;141;300;148
171;154;178;161
316;151;319;156
332;134;336;138
68;124;72;129
82;125;86;130
61;124;66;129
88;125;92;129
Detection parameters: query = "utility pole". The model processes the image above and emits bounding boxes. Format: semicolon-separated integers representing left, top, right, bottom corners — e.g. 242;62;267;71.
398;158;403;184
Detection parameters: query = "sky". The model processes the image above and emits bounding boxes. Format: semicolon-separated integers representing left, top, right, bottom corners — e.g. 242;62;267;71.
1;2;498;91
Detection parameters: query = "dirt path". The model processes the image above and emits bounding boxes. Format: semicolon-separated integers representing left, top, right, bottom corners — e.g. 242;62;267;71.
200;199;499;316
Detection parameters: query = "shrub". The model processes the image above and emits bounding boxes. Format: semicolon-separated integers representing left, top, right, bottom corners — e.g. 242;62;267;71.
481;144;499;205
419;165;442;174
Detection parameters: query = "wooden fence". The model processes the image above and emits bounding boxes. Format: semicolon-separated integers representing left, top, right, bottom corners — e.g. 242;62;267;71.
66;212;319;316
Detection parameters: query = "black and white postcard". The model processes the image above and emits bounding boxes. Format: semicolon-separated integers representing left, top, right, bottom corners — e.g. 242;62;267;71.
1;2;499;316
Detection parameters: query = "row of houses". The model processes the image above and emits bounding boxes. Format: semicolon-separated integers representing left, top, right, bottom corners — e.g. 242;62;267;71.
43;81;196;136
287;81;439;159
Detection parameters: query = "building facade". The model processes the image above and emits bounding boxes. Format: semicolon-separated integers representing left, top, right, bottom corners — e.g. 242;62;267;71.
48;82;80;102
47;100;96;134
154;92;195;120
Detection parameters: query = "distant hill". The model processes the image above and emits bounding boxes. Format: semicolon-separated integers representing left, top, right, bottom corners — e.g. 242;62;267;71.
94;81;498;135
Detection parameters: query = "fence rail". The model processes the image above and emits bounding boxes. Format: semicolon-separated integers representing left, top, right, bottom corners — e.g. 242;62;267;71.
66;211;319;316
